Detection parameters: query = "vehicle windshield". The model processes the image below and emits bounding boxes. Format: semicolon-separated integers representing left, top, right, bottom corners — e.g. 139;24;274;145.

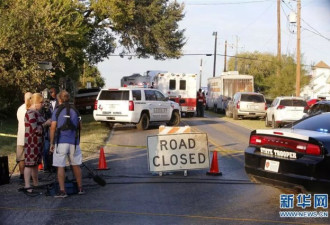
280;99;307;107
293;113;330;133
241;94;264;103
98;90;129;100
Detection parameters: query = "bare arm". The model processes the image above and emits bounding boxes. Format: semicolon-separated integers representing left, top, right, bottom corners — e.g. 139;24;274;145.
50;121;57;152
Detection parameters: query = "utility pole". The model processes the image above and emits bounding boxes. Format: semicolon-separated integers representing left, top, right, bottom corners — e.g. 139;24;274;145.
224;40;227;72
277;0;281;77
234;35;239;71
212;32;217;77
296;0;301;97
199;58;203;88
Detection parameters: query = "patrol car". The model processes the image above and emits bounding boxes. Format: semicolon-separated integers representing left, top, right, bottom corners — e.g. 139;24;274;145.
245;112;330;193
93;87;181;130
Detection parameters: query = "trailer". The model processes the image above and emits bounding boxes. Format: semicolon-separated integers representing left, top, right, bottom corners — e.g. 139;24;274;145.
206;71;254;113
153;72;198;117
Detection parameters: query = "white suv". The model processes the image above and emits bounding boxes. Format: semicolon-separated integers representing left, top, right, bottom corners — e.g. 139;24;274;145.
265;96;307;128
226;92;266;120
93;87;181;130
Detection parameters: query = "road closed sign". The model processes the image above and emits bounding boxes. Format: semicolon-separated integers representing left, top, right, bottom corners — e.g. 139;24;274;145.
147;133;209;172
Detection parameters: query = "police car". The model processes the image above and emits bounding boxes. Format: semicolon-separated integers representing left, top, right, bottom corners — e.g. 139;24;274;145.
93;87;181;130
245;112;330;193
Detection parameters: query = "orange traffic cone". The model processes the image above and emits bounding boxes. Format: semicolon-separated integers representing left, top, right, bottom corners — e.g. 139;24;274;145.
97;147;109;170
38;162;43;171
206;151;222;176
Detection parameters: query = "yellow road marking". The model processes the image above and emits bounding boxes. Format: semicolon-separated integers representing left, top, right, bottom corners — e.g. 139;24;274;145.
0;133;17;138
0;207;325;225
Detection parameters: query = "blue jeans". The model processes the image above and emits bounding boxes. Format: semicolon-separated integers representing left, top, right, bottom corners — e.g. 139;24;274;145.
43;139;51;170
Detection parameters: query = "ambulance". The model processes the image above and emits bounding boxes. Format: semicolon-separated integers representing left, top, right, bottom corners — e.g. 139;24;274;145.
153;73;198;117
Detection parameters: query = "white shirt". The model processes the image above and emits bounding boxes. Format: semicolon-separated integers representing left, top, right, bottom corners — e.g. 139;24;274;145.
50;99;56;111
16;103;27;146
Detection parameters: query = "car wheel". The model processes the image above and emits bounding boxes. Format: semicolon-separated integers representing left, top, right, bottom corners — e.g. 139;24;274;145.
137;113;149;130
225;109;232;118
233;110;238;120
167;111;180;126
108;122;115;129
272;117;279;128
265;115;270;127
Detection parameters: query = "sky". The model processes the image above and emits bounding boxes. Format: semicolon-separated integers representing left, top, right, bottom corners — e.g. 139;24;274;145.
97;0;330;88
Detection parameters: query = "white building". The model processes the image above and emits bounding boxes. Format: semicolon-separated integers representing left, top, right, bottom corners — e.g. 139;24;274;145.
300;61;330;100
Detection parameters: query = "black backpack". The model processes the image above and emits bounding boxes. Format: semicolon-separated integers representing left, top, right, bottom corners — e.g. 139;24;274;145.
55;103;81;146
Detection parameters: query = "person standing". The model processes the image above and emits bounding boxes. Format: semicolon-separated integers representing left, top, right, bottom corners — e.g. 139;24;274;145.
23;93;49;192
16;92;32;181
50;90;84;198
42;87;58;172
196;89;206;117
49;87;59;112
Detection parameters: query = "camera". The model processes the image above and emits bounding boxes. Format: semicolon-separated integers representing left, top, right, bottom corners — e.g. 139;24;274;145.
41;88;52;119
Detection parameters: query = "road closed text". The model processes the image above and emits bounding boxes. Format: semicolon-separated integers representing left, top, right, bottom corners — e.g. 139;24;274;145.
147;133;209;172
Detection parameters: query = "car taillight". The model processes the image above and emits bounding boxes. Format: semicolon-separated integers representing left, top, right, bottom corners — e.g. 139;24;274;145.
94;100;98;110
129;100;134;111
265;103;267;110
305;143;321;155
277;105;285;110
236;101;240;109
249;135;321;156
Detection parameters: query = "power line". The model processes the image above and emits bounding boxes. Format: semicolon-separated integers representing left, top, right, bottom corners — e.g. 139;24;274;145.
301;19;330;41
281;0;330;41
111;53;323;69
185;0;274;5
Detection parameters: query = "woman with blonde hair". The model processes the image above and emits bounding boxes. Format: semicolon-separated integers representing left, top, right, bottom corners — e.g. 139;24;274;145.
22;93;49;193
16;92;32;181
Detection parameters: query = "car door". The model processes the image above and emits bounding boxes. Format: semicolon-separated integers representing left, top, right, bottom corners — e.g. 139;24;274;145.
144;90;158;121
267;98;278;121
154;90;171;121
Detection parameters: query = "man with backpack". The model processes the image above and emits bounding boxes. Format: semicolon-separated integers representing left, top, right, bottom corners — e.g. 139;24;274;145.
49;90;84;198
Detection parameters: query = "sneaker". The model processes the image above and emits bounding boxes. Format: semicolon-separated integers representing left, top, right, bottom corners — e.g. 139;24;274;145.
78;187;85;195
55;191;68;198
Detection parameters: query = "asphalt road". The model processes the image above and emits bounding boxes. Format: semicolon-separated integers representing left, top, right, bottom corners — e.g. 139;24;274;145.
0;112;329;225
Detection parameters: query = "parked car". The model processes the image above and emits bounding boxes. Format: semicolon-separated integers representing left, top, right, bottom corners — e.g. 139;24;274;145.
245;112;330;193
265;96;307;128
226;92;266;120
307;98;319;107
306;100;330;117
93;87;181;130
74;87;101;114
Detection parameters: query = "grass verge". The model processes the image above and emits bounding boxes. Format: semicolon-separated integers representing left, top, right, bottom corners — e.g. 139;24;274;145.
0;114;109;174
206;109;269;130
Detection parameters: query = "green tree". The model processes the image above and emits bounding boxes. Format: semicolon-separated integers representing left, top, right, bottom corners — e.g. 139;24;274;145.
227;52;309;98
0;0;185;115
0;0;90;112
79;62;105;88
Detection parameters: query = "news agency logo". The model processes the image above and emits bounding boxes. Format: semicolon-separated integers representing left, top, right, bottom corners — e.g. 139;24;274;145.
279;194;328;218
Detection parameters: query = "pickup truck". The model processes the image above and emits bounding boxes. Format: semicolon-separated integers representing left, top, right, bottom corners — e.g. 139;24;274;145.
74;87;101;114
